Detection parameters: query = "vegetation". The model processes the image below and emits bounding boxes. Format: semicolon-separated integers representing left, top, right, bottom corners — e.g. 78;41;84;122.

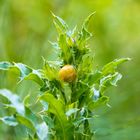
0;0;140;140
0;13;130;140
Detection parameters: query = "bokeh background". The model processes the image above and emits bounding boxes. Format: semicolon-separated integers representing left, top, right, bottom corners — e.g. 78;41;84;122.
0;0;140;139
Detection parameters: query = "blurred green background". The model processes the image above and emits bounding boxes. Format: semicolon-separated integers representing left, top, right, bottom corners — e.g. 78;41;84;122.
0;0;140;139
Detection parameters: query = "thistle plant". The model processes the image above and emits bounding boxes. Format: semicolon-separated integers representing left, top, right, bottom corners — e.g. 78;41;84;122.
0;13;130;140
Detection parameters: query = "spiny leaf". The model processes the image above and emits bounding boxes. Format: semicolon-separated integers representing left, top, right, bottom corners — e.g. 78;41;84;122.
24;107;38;125
110;72;122;86
102;58;131;75
0;90;40;135
66;108;79;117
88;96;109;111
59;34;72;64
36;122;49;140
39;93;74;140
86;71;102;85
0;61;12;70
43;59;58;80
15;114;36;132
78;12;95;44
51;12;68;34
82;12;96;29
0;89;25;115
67;25;77;38
23;94;31;107
0;61;44;86
42;115;54;129
99;72;122;94
78;52;94;73
0;116;18;126
48;41;59;50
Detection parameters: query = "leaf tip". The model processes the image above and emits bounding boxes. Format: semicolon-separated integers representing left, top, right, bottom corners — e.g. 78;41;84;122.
50;10;55;18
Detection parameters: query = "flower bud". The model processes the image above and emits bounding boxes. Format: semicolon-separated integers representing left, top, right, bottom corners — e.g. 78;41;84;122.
59;65;76;82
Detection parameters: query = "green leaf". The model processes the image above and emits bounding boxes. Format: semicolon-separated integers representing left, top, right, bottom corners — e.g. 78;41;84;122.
73;117;86;127
0;116;18;126
110;72;122;86
86;71;102;85
92;88;100;101
13;63;32;78
16;114;36;132
43;59;58;80
67;25;77;38
80;27;92;41
23;94;31;107
2;104;18;114
59;34;72;64
66;108;79;117
82;12;96;29
40;100;49;111
88;96;109;111
99;72;122;93
73;81;90;102
40;93;74;139
49;41;59;50
102;58;131;75
36;122;49;140
0;61;12;70
78;53;94;73
63;83;72;103
42;115;54;129
24;69;44;86
0;89;25;115
78;12;95;45
0;61;44;86
0;90;40;135
24;107;38;125
51;12;68;34
14;63;44;86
